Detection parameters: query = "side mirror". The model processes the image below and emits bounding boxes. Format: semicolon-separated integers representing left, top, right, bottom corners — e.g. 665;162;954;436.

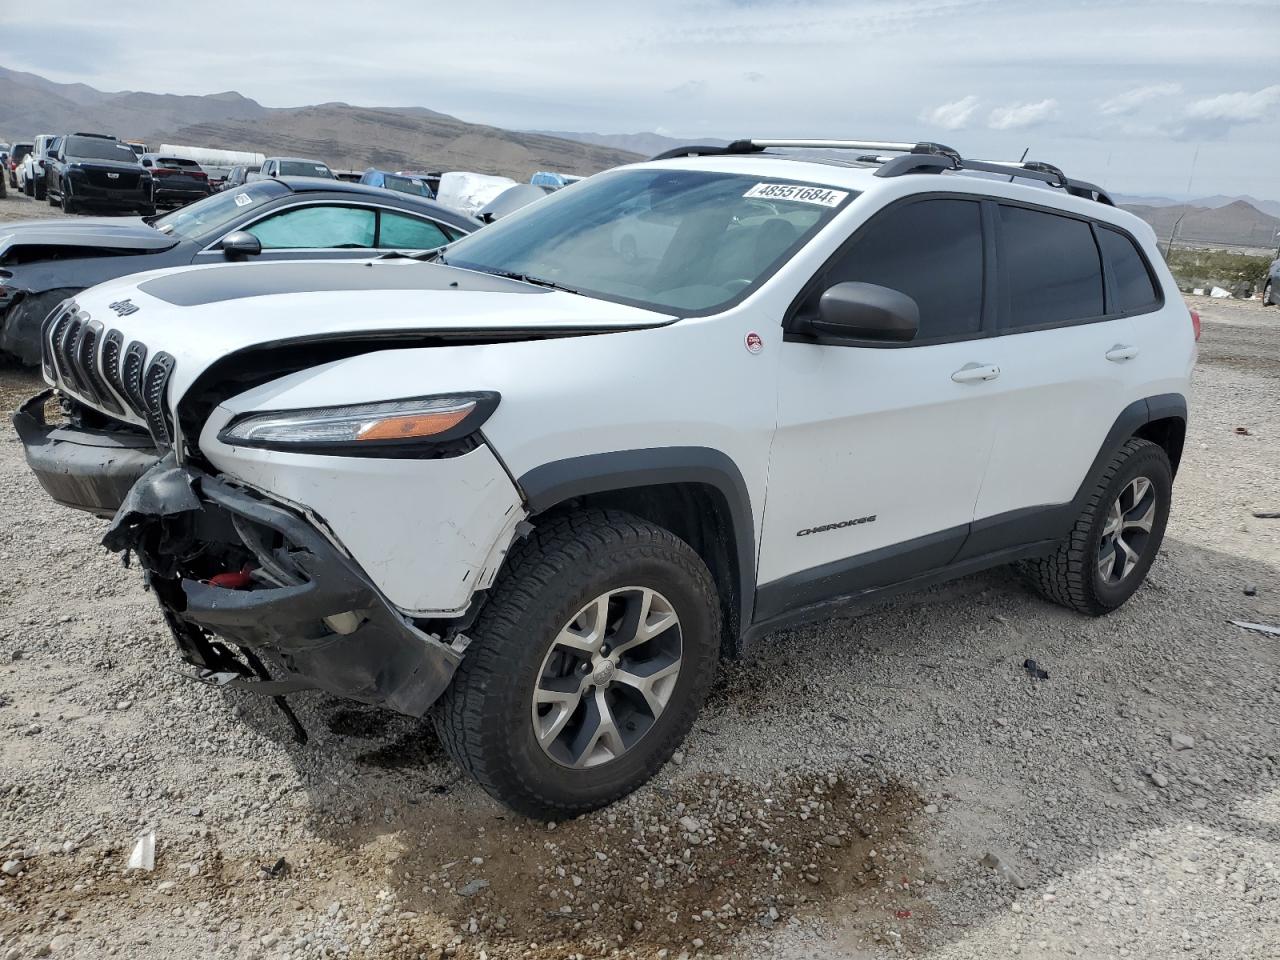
221;231;262;259
806;281;919;342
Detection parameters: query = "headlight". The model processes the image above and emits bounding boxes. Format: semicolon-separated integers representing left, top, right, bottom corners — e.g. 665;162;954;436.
218;393;499;456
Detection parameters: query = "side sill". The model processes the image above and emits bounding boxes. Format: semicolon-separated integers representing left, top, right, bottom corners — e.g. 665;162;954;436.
743;539;1056;644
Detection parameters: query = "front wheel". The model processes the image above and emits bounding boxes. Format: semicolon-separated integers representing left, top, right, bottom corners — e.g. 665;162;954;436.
1020;438;1172;615
34;178;46;201
61;191;77;215
23;177;33;197
434;509;720;817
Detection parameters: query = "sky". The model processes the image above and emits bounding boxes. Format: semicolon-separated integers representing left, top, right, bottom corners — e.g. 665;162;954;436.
3;0;1278;199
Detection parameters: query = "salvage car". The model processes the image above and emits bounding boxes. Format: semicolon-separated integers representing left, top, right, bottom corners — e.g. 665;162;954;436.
139;154;213;208
0;178;479;363
359;169;434;198
45;134;152;216
262;157;334;179
13;138;1195;817
8;142;33;189
18;134;57;199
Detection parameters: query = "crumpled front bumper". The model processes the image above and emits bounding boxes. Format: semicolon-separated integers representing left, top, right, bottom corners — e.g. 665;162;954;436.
13;389;161;517
100;459;463;717
12;395;463;716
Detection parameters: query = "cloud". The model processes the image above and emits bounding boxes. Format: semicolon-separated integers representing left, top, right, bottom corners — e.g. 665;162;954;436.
743;71;765;83
1098;82;1181;116
1185;84;1280;122
987;99;1058;130
918;95;980;131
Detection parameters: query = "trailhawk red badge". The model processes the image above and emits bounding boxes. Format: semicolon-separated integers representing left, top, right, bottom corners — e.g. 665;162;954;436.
745;332;764;354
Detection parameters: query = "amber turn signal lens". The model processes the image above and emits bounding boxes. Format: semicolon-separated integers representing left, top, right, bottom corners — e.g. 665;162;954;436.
355;404;473;441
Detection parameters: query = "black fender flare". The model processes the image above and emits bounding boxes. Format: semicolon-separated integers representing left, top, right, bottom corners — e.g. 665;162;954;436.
516;447;757;634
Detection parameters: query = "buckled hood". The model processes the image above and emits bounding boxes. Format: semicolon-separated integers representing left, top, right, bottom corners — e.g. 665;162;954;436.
66;258;675;411
0;218;179;258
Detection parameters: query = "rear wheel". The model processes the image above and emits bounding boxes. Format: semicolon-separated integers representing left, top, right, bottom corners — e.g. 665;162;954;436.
23;177;33;197
434;510;720;817
1020;438;1172;615
34;177;46;201
1264;281;1275;307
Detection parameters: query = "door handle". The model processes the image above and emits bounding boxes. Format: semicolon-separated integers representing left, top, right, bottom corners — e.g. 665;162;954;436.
951;362;1001;384
1105;344;1140;362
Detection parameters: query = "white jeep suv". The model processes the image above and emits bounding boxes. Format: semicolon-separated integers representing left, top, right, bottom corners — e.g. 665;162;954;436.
15;138;1197;816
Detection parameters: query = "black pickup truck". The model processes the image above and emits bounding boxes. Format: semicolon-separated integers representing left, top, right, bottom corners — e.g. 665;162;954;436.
45;134;154;216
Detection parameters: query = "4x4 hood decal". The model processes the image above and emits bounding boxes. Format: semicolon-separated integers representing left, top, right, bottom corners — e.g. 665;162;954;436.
73;259;676;412
136;259;545;305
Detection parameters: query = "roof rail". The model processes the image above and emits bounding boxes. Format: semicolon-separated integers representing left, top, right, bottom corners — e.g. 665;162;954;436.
648;138;959;163
648;137;1113;205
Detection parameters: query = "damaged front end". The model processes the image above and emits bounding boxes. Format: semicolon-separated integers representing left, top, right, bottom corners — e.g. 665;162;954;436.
101;458;463;723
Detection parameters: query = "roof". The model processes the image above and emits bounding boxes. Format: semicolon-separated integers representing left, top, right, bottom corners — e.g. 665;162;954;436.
266;157;332;165
272;177;482;230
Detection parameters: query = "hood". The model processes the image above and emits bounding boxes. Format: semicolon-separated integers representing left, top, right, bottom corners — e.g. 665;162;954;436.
66;258;674;420
0;217;178;260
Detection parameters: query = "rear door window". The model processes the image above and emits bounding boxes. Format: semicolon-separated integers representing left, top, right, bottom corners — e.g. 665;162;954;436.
378;211;453;249
1097;227;1160;314
807;197;985;341
999;205;1104;329
247;205;375;249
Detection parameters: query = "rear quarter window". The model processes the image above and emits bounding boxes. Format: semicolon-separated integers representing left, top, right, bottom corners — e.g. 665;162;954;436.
1097;226;1161;313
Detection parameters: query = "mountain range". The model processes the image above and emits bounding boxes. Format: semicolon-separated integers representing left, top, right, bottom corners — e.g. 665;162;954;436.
0;67;642;179
2;68;1276;249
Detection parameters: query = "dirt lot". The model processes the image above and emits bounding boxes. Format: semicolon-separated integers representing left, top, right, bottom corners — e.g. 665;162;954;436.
0;241;1277;959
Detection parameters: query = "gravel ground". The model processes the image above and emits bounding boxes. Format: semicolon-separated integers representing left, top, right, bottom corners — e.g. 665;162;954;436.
0;185;74;224
0;277;1276;957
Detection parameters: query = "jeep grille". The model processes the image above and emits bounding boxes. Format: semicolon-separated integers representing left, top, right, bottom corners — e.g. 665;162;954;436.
42;300;175;448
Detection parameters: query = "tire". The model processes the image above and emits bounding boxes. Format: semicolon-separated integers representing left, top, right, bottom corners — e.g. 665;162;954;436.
434;509;720;817
1264;282;1275;307
61;191;76;215
34;177;46;201
24;177;33;197
1020;438;1172;616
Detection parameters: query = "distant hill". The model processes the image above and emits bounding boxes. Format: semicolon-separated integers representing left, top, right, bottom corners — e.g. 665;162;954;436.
1114;192;1280;220
1121;199;1280;249
0;68;642;180
531;130;730;159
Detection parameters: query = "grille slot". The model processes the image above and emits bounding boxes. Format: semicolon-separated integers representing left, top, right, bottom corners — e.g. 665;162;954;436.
56;314;86;396
101;330;126;404
45;307;76;383
142;353;176;446
121;342;149;417
77;321;123;415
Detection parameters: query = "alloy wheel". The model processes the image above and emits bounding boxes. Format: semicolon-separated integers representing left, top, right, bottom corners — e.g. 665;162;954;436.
1097;476;1157;584
532;586;682;769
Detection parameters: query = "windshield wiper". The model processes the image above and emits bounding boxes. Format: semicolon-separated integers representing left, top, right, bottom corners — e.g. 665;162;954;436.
382;248;450;263
474;267;579;295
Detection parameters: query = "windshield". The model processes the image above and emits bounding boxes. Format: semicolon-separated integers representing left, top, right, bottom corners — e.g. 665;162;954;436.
278;160;333;178
154;180;289;240
65;137;139;163
12;145;32;162
441;169;853;315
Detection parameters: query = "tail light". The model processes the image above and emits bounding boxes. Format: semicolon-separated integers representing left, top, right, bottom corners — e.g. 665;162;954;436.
191;171;207;180
1189;307;1201;341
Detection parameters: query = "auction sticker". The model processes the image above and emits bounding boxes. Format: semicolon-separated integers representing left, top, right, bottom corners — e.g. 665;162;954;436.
233;193;254;207
744;183;848;207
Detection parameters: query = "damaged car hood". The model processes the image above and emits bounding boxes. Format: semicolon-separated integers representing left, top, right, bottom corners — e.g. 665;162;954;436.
0;218;179;258
68;259;676;412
